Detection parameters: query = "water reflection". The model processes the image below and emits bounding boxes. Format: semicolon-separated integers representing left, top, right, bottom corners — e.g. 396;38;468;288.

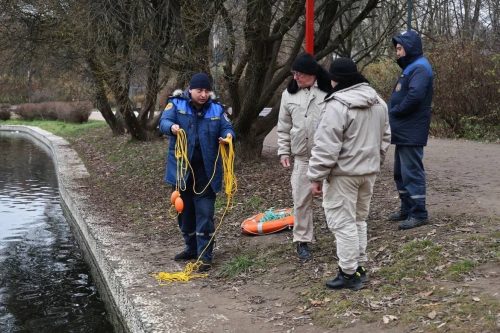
0;133;114;332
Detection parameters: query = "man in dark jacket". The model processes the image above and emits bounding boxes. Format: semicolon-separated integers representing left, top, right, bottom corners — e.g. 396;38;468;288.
388;30;434;230
159;73;235;271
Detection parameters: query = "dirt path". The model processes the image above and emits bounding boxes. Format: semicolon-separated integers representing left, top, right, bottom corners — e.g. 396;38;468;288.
416;138;500;218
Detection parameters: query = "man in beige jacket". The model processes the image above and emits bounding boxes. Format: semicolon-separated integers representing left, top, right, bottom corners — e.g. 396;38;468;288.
307;58;391;290
277;53;332;261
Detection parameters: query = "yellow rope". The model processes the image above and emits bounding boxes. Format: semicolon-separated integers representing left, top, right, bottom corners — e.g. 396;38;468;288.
154;131;236;283
220;135;237;206
154;262;207;285
174;129;189;192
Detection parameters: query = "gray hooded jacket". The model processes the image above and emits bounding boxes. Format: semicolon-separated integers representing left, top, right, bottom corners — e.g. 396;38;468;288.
307;83;391;181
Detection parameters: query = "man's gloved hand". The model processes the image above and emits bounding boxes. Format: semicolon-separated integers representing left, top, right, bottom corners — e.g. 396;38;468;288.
171;124;180;135
280;154;290;168
218;133;232;144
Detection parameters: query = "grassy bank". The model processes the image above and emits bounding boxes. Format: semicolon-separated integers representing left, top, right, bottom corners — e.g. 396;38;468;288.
2;119;107;137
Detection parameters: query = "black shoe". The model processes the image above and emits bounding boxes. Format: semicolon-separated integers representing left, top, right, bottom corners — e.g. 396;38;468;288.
174;250;197;261
357;266;368;283
296;242;312;261
326;268;363;291
197;260;212;272
388;211;408;221
399;217;429;230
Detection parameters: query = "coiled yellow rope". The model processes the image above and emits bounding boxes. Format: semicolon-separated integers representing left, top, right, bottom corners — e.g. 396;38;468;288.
220;134;237;205
174;129;189;192
154;129;236;284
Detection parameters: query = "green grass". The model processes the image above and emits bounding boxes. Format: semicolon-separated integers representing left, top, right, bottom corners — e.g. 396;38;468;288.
218;254;264;278
215;196;226;211
378;239;443;283
1;119;107;138
247;195;263;210
446;259;476;280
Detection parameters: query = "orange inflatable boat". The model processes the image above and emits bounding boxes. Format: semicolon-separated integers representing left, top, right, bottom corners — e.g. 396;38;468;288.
241;208;294;235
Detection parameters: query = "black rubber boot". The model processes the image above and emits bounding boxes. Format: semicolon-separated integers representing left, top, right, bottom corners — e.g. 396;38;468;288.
197;259;212;272
387;211;408;221
357;266;368;283
326;268;363;291
174;250;197;261
399;217;429;230
296;242;312;261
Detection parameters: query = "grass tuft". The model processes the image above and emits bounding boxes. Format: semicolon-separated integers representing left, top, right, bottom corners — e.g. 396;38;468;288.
218;254;263;278
446;259;476;280
378;239;443;283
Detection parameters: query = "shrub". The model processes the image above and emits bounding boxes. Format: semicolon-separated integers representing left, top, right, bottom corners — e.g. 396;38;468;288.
427;39;499;140
16;103;57;120
363;58;400;101
0;104;11;120
15;101;93;123
364;40;499;142
52;101;93;123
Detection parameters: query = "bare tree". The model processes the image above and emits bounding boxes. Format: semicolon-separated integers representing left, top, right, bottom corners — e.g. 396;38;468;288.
216;0;381;155
77;0;180;139
411;0;497;43
0;0;86;103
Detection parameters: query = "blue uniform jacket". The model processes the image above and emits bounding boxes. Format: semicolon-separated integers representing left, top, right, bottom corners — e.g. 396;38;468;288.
389;30;434;146
159;91;235;193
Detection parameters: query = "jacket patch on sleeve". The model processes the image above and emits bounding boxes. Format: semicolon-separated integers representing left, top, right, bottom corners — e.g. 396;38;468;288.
395;83;402;92
165;102;174;110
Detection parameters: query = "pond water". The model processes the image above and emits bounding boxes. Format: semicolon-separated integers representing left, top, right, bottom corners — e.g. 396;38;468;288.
0;132;114;332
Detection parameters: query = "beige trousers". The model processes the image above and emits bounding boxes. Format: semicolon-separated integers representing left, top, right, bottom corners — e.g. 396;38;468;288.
291;157;314;243
323;174;377;274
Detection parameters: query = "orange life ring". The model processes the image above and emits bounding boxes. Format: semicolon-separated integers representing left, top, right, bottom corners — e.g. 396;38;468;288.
241;208;294;235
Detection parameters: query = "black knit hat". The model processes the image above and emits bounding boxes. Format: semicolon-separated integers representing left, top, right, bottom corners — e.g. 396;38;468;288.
292;53;319;75
329;57;359;82
189;72;212;90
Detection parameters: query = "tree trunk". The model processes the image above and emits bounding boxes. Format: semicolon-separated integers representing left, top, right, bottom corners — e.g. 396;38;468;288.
224;0;381;156
237;130;265;159
237;100;280;157
139;54;161;128
87;56;125;135
95;85;125;136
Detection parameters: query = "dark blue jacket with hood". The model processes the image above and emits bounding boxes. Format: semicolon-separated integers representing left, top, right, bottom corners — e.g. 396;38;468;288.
159;90;235;193
389;30;434;146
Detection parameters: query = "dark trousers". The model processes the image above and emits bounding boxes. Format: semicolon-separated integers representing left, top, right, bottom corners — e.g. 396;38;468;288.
178;146;216;262
394;145;428;219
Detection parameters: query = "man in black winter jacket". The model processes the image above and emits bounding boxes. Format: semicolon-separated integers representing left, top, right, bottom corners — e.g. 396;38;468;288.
388;30;434;230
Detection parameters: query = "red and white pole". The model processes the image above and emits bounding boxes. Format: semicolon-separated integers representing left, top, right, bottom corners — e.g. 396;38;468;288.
305;0;314;55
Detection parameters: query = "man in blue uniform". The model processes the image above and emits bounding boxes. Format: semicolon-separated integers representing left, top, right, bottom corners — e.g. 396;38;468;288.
159;72;235;271
388;30;434;230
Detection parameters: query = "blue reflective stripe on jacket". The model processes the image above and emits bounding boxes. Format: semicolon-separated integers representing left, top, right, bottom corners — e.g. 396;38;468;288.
159;94;235;193
403;57;433;77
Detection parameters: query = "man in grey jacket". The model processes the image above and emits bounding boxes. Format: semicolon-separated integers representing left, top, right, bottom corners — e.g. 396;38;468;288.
277;53;332;261
308;58;391;290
